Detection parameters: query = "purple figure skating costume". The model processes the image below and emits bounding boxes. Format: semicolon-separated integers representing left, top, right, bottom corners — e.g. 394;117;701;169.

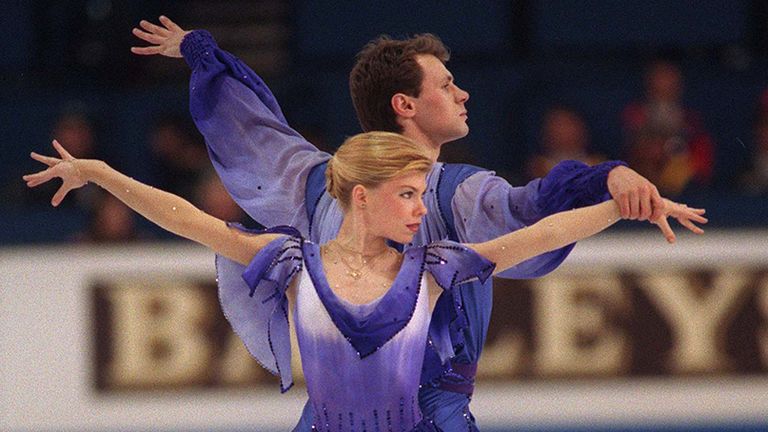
182;31;624;431
216;226;495;431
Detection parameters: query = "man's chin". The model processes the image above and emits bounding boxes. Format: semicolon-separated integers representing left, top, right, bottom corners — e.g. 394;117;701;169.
442;129;470;145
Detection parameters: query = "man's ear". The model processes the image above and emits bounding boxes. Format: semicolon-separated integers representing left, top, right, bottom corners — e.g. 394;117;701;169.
391;93;416;119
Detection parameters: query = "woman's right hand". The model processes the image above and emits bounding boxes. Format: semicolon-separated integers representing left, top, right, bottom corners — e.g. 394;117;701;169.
23;140;89;207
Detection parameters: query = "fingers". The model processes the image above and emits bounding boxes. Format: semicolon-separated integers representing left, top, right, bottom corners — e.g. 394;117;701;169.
651;201;708;237
677;218;705;235
668;202;707;223
638;187;652;221
51;185;72;207
653;217;676;244
159;15;183;32
616;194;630;219
22;169;54;187
628;190;640;220
30;151;59;167
130;45;164;56
139;19;170;36
673;206;707;234
52;139;73;160
684;210;708;224
132;27;165;45
649;187;664;221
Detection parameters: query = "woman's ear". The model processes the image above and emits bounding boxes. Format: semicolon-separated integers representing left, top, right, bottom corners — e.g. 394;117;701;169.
391;93;416;119
351;184;368;209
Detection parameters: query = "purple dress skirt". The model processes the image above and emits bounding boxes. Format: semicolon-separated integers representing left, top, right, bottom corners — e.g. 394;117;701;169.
216;227;495;432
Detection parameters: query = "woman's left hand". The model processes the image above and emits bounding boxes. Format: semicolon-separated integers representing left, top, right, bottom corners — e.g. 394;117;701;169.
650;199;708;243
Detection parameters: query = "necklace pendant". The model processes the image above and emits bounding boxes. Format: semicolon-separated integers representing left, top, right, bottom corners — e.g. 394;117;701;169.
348;270;363;280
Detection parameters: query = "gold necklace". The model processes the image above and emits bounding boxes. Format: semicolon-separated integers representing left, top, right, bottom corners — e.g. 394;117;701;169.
326;240;391;280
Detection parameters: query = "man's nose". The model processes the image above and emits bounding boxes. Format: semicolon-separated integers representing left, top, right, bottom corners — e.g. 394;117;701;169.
456;86;469;103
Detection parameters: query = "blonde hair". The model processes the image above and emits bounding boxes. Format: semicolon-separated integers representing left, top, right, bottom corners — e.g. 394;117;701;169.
326;132;433;209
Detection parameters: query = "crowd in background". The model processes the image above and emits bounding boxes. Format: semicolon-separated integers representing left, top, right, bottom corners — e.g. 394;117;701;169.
3;1;767;245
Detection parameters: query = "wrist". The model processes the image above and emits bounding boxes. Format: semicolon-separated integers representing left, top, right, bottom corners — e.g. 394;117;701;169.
605;161;629;180
587;160;627;202
75;159;103;183
607;164;623;180
180;30;215;69
611;200;624;220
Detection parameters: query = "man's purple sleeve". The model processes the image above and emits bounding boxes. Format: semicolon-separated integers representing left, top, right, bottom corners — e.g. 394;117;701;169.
452;160;626;278
180;30;330;235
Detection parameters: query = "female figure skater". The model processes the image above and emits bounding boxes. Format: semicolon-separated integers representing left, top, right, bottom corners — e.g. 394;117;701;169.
24;132;706;432
132;17;704;431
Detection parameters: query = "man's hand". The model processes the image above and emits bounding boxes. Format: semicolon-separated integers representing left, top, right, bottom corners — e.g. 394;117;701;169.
131;16;190;58
607;165;664;221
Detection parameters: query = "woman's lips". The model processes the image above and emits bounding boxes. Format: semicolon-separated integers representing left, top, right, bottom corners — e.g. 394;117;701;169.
407;223;421;233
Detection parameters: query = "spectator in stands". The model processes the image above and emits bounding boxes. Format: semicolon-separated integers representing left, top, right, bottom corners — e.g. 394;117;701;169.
75;190;146;243
193;169;248;225
148;115;208;201
52;110;98;159
527;106;605;180
24;109;101;209
739;89;768;196
622;59;715;196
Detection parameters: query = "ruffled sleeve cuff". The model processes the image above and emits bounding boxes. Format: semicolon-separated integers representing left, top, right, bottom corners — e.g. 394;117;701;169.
423;241;495;362
180;30;217;70
584;160;627;203
538;160;627;215
216;224;303;392
424;241;495;291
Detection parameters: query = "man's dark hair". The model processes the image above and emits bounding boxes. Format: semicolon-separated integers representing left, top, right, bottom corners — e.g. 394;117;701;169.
349;34;450;133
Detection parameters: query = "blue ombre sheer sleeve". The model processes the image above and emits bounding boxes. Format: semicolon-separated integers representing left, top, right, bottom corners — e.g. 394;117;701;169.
419;160;626;371
181;30;330;235
452;160;626;279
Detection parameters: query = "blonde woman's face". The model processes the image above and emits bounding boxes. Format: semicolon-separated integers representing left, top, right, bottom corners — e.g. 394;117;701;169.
364;172;428;244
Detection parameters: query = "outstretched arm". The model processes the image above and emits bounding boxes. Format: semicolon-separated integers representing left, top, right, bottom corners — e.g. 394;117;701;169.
131;16;329;234
452;160;704;278
23;141;279;265
468;199;706;275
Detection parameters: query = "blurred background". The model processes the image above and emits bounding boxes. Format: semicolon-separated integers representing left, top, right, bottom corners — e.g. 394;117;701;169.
1;1;767;431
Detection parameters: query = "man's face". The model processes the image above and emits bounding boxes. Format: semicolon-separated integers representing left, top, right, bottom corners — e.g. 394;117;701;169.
409;54;470;146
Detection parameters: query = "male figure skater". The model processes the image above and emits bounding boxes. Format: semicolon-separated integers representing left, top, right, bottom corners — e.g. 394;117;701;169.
132;17;691;431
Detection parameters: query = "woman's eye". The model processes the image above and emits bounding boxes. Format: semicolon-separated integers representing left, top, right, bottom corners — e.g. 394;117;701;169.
401;192;413;198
